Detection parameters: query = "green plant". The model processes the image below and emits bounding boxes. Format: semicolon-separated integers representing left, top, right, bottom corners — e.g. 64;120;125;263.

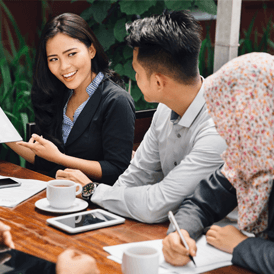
71;0;217;110
199;24;214;78
238;12;274;55
0;0;35;166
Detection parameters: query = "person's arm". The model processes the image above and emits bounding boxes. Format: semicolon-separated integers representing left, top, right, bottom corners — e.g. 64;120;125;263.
96;91;135;184
5;141;35;164
56;249;100;274
232;236;274;274
162;168;237;266
91;110;227;223
17;135;103;180
167;168;238;238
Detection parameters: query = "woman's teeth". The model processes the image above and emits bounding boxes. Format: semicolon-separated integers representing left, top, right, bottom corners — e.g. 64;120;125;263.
63;71;77;78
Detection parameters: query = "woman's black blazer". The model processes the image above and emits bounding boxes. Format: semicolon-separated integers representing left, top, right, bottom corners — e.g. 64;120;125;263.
34;77;135;185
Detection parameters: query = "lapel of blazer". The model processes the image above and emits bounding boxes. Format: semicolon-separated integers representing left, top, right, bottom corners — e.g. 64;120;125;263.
65;80;105;147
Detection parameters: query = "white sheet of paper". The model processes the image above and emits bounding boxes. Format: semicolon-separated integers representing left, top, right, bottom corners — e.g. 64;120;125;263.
0;107;22;143
0;175;47;207
104;235;232;274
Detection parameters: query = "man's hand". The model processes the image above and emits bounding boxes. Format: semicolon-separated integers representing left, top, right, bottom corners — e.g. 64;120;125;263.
56;249;100;274
17;134;62;163
162;229;196;266
56;169;91;186
206;225;248;254
0;222;14;250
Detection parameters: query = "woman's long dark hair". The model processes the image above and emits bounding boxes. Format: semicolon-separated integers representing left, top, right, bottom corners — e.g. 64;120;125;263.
31;13;122;145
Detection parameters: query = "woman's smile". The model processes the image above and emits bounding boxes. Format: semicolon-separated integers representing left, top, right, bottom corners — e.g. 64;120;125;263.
62;70;78;82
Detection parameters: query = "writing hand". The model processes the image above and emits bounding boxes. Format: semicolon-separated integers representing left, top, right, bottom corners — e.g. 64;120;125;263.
0;222;14;250
56;169;91;186
206;225;248;254
56;249;100;274
162;229;196;266
17;134;62;163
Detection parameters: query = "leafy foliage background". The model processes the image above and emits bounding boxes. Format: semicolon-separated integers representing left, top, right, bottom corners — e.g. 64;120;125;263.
3;0;273;166
72;0;217;110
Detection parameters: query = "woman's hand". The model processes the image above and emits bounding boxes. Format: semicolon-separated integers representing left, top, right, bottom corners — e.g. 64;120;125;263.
162;229;197;266
17;134;62;163
56;169;91;186
206;225;248;254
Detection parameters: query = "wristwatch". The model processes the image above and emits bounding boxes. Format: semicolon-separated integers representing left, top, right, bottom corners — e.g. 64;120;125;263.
82;182;99;201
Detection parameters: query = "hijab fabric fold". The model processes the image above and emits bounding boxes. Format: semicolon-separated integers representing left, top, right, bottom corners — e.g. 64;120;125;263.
204;52;274;236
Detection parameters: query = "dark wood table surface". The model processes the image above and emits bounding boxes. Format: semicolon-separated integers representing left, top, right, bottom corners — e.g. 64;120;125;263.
0;160;254;273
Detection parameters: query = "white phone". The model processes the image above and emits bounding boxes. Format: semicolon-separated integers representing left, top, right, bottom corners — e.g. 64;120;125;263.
47;209;125;234
0;178;21;189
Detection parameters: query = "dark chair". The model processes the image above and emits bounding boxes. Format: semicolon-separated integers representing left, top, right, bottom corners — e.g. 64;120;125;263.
133;109;156;150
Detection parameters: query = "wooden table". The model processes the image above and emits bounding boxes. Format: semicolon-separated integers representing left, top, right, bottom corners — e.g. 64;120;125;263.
0;160;254;273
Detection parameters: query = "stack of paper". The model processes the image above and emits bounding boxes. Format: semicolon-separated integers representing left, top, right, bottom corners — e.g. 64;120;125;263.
104;235;232;274
0;175;47;207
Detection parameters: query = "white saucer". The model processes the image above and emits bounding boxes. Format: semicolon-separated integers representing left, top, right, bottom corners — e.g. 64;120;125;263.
35;198;88;213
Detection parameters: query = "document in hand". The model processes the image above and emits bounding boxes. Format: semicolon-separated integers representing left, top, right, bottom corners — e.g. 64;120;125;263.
0;107;22;143
104;235;232;274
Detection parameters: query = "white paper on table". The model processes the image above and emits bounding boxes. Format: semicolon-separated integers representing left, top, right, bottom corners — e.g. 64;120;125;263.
0;175;47;207
104;235;232;274
0;107;22;143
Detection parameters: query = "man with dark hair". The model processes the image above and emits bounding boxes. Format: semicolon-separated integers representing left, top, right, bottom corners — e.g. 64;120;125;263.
57;10;226;223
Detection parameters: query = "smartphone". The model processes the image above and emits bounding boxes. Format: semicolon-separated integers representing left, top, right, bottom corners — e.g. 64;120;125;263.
0;178;21;189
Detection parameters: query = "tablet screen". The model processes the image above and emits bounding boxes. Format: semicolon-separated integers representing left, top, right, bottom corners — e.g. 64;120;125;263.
57;211;116;228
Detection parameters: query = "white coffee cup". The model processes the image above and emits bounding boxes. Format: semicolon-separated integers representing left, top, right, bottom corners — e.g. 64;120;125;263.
46;180;82;209
122;246;159;274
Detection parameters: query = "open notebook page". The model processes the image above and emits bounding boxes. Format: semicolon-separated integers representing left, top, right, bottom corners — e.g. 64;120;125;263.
104;235;232;274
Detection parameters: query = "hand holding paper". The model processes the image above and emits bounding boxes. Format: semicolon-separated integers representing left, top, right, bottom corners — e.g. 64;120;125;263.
0;107;22;143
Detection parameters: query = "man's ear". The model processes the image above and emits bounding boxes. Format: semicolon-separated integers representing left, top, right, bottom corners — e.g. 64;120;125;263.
89;44;96;59
154;73;168;91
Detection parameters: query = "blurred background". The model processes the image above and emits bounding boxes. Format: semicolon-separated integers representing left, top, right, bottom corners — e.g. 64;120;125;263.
1;0;274;166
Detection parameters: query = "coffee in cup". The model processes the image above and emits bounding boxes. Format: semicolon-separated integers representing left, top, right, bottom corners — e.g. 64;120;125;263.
46;180;82;209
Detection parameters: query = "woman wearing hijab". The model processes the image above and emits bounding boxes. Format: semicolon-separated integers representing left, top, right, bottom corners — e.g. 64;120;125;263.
162;52;274;274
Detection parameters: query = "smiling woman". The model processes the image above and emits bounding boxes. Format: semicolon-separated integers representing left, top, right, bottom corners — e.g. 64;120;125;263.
5;13;135;185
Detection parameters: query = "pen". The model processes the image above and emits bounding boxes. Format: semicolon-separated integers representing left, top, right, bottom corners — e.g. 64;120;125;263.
168;211;196;267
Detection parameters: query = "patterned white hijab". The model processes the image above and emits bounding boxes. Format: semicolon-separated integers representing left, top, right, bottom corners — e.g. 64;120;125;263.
204;52;274;236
